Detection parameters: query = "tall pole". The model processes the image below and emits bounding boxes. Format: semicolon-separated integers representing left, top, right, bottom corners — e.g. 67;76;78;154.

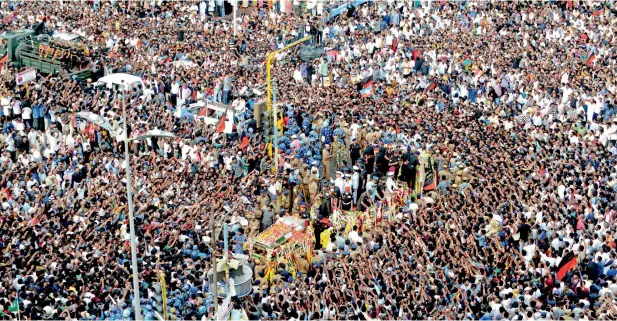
266;55;273;159
210;208;219;313
233;0;238;36
122;80;143;321
272;79;279;173
223;223;230;280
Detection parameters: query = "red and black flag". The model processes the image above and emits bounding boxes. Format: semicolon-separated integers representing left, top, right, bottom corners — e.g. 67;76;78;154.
556;251;578;281
0;54;7;71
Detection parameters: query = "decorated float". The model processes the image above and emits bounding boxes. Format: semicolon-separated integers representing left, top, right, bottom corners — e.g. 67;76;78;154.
246;217;312;266
327;186;412;235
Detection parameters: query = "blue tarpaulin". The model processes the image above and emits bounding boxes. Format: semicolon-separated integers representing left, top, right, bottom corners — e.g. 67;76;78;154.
327;0;369;22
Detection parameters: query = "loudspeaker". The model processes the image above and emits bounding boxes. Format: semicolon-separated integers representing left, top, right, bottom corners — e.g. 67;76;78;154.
177;30;184;42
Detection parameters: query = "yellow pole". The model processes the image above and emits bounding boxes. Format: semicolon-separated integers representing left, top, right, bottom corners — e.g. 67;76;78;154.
266;55;273;159
156;255;168;320
265;36;312;170
160;272;168;320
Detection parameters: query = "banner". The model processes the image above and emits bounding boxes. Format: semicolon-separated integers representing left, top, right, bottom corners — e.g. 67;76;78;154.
15;68;36;86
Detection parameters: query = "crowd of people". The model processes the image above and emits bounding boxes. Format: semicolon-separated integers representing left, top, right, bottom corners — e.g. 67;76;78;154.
1;0;617;320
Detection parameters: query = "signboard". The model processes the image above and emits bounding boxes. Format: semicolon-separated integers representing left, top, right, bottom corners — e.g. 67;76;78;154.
15;68;36;86
215;294;232;321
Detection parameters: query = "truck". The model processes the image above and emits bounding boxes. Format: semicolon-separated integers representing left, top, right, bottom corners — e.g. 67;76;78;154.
0;26;93;82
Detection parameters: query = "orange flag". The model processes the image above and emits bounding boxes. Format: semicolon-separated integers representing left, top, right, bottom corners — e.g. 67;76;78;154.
197;108;207;118
216;105;230;133
216;114;227;133
240;136;250;150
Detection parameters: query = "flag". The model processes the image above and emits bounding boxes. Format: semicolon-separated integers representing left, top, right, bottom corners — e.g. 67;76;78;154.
424;82;436;93
0;54;6;71
8;299;18;313
585;53;596;66
240;136;250;150
215;112;227;133
289;253;298;278
197;108;207;118
360;87;372;98
556;251;577;281
592;9;603;17
360;80;373;98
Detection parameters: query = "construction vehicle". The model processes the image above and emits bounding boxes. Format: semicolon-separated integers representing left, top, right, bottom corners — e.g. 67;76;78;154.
0;26;93;82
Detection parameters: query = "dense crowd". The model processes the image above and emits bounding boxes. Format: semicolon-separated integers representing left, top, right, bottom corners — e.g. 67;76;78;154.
1;0;617;320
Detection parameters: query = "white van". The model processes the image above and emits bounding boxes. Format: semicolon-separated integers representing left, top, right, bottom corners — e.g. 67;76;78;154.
177;101;236;134
94;73;144;92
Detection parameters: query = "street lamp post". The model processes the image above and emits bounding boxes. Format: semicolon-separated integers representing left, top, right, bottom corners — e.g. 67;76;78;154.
233;0;238;36
210;208;218;313
76;100;176;321
121;81;143;321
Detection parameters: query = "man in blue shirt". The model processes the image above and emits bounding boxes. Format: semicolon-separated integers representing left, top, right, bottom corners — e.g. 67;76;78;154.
607;262;617;278
32;100;45;130
468;86;479;103
233;229;247;254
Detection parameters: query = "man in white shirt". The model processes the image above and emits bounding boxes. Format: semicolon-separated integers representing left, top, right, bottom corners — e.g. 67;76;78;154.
6;134;16;161
179;84;192;107
11;99;21;119
348;226;363;244
21;105;32;128
142;85;154;102
334;171;345;193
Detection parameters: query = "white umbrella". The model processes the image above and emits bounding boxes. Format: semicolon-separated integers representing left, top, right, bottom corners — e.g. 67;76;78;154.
76;111;114;133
